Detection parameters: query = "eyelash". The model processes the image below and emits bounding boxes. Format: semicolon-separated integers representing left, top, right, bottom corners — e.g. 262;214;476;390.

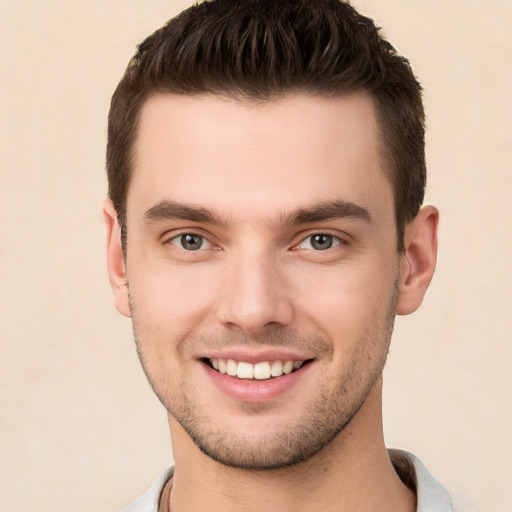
295;233;343;251
168;233;213;251
166;232;346;252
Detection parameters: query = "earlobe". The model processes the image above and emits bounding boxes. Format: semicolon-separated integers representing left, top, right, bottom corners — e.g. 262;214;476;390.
396;205;439;316
102;199;131;318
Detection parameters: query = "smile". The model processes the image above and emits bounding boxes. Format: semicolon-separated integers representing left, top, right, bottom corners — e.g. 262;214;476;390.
206;358;310;380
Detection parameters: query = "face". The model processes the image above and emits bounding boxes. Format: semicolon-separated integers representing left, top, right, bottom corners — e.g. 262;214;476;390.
108;93;410;469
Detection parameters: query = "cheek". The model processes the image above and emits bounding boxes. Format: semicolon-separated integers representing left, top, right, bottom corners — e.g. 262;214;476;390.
127;260;222;337
290;259;398;338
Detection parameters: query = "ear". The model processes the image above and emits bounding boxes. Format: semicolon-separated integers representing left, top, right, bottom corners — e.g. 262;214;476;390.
396;205;439;315
102;199;131;318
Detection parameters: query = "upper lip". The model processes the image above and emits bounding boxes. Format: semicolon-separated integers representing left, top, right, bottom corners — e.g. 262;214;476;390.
198;349;315;364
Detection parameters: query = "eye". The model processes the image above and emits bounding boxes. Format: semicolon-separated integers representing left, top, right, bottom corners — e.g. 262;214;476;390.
297;234;341;251
169;233;212;251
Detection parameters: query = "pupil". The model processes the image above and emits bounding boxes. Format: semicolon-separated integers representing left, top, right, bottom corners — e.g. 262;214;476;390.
311;234;332;250
182;234;202;250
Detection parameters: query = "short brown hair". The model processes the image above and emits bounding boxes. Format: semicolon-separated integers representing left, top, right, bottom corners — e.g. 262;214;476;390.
107;0;426;251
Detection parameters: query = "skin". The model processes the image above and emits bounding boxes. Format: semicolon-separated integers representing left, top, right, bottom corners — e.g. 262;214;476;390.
104;92;438;512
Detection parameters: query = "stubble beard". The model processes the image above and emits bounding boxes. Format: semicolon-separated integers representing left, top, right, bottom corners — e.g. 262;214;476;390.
130;284;398;471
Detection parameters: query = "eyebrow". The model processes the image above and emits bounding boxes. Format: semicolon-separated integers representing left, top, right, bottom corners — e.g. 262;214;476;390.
143;199;372;228
283;200;372;226
144;200;230;227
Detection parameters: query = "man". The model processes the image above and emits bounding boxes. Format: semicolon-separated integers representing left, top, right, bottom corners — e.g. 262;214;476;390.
103;0;449;510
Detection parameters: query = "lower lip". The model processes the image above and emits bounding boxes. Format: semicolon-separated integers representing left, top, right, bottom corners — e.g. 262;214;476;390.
201;361;314;402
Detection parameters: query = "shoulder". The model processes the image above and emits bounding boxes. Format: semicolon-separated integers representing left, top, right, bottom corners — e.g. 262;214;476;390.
121;467;174;512
389;449;453;512
389;450;484;512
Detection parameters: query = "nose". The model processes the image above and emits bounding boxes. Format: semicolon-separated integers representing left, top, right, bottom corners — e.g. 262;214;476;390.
216;250;295;335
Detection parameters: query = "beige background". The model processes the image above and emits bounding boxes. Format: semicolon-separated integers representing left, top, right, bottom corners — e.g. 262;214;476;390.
1;1;511;510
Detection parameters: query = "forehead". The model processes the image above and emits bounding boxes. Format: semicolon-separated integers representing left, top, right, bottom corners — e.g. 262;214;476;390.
128;92;393;223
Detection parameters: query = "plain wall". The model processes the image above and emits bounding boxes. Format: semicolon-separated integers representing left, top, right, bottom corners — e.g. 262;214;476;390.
0;1;510;510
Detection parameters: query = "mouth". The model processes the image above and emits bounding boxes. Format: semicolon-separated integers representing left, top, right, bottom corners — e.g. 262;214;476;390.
202;357;314;380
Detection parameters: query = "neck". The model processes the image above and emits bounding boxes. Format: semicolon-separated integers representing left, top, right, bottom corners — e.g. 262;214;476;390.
167;381;416;512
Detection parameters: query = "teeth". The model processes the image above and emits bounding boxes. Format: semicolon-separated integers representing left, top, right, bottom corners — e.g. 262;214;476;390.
237;361;254;379
209;358;306;380
254;361;271;380
270;360;283;377
226;359;238;376
282;361;294;374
